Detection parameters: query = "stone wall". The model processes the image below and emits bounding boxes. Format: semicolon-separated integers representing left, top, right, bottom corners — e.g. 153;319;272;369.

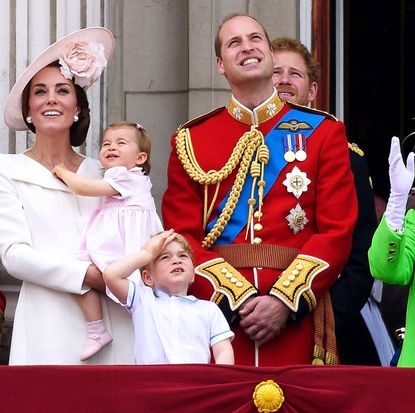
106;0;298;212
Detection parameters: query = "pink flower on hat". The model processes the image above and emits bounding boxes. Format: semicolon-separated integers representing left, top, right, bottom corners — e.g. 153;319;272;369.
59;41;107;88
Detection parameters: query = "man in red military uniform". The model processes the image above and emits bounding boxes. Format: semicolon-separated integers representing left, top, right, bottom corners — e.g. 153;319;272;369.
162;13;357;366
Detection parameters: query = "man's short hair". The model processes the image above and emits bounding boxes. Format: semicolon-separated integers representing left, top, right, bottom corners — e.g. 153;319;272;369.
215;13;272;59
271;37;320;84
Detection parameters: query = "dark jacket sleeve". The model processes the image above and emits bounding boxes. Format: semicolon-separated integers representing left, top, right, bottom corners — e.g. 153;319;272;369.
330;151;377;330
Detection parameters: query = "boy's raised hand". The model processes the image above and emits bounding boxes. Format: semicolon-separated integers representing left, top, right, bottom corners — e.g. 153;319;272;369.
144;229;175;259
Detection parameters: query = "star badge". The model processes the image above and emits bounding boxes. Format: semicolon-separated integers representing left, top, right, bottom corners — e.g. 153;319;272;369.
267;103;277;116
232;106;242;120
286;203;309;234
283;166;311;199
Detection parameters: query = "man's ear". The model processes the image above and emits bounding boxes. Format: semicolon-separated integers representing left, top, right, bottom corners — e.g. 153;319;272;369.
216;56;226;76
142;269;154;287
308;82;318;103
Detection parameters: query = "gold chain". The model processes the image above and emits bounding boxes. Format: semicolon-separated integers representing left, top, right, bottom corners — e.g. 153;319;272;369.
176;126;266;249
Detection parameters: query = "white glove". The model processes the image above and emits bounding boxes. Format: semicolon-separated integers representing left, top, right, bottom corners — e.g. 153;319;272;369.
384;136;415;230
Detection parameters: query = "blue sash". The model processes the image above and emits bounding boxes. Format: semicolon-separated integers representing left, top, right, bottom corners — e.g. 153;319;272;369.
206;108;325;245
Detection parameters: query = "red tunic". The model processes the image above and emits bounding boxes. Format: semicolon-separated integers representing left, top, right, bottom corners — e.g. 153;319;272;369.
162;92;357;366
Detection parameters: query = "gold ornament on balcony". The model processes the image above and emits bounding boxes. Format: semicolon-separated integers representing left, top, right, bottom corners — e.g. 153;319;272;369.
253;379;284;412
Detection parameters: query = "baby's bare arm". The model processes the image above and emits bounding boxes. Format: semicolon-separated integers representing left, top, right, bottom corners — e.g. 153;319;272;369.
52;163;118;197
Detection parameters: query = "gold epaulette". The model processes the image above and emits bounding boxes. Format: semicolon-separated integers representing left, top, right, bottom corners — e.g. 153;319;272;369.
286;102;338;121
348;142;364;157
177;107;226;131
269;254;329;312
195;258;257;310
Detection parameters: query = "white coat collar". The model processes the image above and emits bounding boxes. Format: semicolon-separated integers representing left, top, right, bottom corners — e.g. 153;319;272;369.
9;153;96;192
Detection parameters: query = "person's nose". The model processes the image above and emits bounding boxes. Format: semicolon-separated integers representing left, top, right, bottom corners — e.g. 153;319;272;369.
240;38;254;52
172;255;182;264
46;90;58;104
277;71;291;84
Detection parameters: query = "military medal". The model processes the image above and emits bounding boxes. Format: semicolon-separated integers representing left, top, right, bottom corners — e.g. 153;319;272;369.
295;133;307;161
286;203;308;234
283;166;311;199
283;134;296;162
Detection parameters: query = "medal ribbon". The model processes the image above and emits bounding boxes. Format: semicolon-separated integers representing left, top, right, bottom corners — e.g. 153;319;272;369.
206;108;325;245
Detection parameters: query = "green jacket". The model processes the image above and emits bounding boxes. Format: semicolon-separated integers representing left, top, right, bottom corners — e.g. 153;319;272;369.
368;213;415;367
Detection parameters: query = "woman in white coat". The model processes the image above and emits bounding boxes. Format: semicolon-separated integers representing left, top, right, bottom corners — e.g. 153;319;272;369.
0;28;134;365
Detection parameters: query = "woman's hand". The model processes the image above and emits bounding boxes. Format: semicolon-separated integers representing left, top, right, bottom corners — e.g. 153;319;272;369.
84;263;105;292
385;137;415;230
389;136;415;196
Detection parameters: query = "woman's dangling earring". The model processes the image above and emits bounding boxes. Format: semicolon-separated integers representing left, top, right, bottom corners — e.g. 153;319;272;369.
73;114;79;123
26;116;32;124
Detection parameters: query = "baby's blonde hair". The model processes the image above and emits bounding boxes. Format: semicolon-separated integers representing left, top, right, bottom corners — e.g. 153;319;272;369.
103;121;152;175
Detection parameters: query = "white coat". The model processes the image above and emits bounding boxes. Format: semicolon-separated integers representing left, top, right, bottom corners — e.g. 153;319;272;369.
0;153;135;365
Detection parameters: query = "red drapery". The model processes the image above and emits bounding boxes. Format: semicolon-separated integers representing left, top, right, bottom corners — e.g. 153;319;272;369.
0;364;414;412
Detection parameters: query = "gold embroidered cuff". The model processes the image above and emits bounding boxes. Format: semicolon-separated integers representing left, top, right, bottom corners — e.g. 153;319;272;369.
195;258;257;311
269;254;329;312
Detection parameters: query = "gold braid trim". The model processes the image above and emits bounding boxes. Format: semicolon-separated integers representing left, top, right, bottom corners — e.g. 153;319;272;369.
195;258;257;310
312;293;338;365
270;254;327;311
176;126;266;249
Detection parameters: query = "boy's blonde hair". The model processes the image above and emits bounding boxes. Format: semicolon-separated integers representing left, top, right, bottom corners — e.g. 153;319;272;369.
141;233;194;274
103;121;152;175
170;233;194;263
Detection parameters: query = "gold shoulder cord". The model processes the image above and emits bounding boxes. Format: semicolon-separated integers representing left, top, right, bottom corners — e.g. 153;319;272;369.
176;126;269;249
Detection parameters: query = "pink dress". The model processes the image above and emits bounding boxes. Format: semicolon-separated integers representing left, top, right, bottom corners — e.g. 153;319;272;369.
77;166;163;273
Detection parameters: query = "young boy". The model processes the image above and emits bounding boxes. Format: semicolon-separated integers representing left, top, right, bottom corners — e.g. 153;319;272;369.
103;230;234;364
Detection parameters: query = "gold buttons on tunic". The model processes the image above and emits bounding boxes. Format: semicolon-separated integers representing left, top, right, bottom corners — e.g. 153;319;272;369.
254;223;263;232
219;266;243;288
253;237;262;244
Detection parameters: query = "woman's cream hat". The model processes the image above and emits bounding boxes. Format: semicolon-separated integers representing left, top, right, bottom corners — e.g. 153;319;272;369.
4;27;114;131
